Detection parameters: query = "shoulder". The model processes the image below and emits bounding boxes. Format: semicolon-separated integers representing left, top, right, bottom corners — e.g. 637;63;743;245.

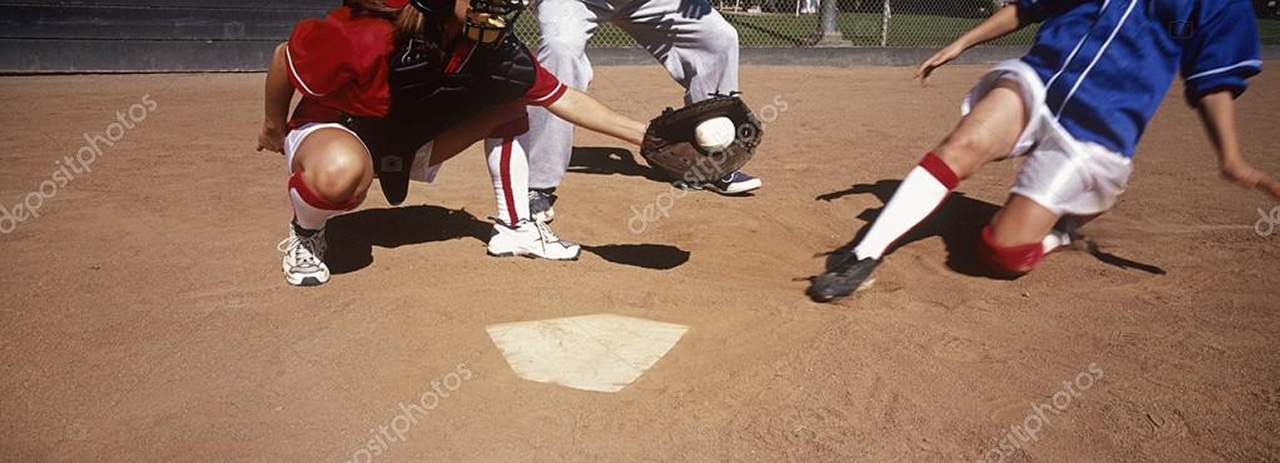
333;7;397;51
289;7;394;58
286;7;395;98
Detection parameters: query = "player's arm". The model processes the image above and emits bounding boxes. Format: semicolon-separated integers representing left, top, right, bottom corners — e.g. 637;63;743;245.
1181;1;1275;197
916;3;1030;84
545;88;647;146
1196;89;1280;198
259;42;295;153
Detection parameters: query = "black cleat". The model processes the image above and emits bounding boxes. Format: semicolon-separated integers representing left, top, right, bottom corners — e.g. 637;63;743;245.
808;253;880;303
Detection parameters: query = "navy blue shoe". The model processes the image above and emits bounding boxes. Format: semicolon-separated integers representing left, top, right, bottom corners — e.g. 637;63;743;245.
529;188;557;223
679;171;762;195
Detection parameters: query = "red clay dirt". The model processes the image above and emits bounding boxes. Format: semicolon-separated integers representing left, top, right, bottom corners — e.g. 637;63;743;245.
0;65;1277;461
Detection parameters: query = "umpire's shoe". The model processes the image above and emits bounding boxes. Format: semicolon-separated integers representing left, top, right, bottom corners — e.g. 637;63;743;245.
529;188;557;223
488;219;581;261
679;171;762;195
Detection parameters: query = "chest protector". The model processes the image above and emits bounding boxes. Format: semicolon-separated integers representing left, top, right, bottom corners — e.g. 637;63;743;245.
342;33;537;205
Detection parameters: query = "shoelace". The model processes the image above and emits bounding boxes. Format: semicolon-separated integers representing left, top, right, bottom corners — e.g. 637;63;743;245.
534;221;561;243
277;231;327;267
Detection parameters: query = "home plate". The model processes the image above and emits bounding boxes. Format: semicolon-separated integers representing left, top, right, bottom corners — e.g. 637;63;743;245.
485;314;689;393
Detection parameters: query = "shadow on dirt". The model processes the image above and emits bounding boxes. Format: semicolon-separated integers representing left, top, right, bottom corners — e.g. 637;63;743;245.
325;205;692;273
568;146;667;182
816;179;1165;277
582;244;690;270
325;205;490;274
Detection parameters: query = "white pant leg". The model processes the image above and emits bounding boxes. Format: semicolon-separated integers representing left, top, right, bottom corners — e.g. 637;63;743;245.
965;60;1133;216
614;0;740;103
520;0;601;190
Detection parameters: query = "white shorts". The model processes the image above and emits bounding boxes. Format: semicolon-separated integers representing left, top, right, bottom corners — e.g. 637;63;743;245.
284;122;441;183
963;60;1133;217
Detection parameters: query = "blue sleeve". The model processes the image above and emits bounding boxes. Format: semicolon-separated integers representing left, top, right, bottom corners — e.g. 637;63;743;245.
1181;0;1262;106
1013;0;1077;22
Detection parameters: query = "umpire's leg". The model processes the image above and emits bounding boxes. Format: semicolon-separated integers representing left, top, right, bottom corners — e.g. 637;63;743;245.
520;0;602;191
614;0;741;104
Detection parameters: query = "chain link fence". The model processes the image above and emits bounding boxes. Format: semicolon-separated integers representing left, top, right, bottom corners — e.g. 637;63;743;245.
513;0;1034;49
515;0;1280;48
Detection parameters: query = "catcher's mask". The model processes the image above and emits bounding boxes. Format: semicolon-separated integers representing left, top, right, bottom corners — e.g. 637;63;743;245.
406;0;527;44
462;0;528;44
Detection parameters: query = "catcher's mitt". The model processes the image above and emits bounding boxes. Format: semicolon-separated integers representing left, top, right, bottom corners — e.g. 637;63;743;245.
641;95;763;183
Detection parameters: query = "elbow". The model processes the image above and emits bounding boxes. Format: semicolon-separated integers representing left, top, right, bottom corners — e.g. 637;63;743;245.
272;42;288;69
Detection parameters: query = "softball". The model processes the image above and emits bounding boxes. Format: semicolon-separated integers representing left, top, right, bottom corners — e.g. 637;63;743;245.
695;117;736;151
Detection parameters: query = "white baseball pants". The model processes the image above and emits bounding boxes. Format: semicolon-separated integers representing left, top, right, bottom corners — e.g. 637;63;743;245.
520;0;741;189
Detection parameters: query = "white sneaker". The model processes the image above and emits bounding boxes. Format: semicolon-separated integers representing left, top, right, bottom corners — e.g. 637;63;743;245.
278;225;330;286
487;219;581;261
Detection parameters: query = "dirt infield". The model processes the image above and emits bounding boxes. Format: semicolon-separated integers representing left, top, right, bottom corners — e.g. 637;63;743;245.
1;65;1277;462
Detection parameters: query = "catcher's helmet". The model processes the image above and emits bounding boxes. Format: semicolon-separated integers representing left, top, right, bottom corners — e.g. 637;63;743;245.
399;0;527;45
406;0;455;14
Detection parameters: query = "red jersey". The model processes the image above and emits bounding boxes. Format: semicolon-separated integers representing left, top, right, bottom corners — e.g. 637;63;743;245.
286;7;568;129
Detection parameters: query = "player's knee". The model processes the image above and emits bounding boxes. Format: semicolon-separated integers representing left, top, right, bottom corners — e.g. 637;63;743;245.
978;225;1045;276
306;149;370;204
935;132;990;178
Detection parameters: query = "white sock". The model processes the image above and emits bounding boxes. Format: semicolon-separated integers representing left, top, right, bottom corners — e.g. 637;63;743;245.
854;154;959;260
289;173;357;231
486;136;530;226
1042;228;1071;253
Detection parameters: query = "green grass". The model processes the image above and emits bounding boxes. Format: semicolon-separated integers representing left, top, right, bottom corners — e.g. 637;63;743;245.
514;13;1280;48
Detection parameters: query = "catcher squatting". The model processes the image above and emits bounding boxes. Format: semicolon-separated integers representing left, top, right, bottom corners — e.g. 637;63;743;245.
260;0;1280;304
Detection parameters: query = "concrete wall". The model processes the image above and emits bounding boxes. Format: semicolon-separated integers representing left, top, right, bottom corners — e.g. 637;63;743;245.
0;0;330;73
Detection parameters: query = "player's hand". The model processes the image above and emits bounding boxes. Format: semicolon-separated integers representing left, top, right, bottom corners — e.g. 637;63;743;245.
915;43;965;87
257;123;286;154
1222;160;1280;199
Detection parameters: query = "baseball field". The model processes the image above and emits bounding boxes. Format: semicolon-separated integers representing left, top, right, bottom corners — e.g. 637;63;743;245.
1;64;1278;461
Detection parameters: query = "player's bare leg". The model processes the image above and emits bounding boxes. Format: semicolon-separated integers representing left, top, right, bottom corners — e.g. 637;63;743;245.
981;194;1063;275
809;81;1027;302
425;103;527;165
291;129;375;204
931;81;1028;178
280;127;373;287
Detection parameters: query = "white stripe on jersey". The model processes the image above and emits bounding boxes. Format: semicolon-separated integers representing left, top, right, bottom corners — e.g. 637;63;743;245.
528;82;566;104
1186;60;1264;81
1055;0;1139;118
285;45;328;98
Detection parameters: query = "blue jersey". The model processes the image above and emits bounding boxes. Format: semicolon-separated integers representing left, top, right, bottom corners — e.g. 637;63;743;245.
1016;0;1262;157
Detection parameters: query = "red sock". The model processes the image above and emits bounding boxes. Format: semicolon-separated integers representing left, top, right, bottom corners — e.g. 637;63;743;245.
853;153;960;260
288;172;359;230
